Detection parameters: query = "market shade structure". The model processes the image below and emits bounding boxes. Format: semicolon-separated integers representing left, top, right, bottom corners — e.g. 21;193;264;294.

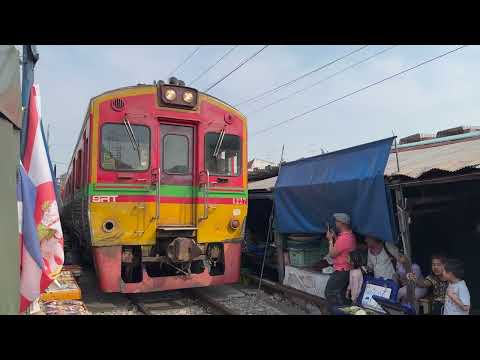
274;137;396;242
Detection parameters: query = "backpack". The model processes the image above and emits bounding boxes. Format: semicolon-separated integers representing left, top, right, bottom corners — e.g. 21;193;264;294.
383;242;398;270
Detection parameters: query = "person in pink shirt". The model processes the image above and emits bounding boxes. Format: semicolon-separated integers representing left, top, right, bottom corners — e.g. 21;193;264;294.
325;213;357;308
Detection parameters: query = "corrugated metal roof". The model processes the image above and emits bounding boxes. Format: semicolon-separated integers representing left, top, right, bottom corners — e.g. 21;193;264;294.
386;134;480;178
248;176;277;191
249;133;480;191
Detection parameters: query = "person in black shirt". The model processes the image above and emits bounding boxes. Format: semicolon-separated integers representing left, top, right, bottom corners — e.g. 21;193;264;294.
407;253;448;315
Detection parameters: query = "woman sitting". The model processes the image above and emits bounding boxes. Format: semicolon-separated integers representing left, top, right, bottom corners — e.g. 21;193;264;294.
396;252;428;303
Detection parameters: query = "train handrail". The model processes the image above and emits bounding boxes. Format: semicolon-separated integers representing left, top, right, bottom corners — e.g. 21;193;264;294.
199;169;210;221
156;167;160;222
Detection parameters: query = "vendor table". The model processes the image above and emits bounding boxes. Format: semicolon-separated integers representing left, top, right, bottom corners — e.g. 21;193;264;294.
283;265;330;299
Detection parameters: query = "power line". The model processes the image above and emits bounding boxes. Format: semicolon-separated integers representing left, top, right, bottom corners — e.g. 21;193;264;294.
234;45;369;107
189;45;239;86
252;45;468;137
247;45;398;116
166;45;202;79
204;45;270;92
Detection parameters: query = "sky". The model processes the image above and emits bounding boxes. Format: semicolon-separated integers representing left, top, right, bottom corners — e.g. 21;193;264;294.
32;45;479;175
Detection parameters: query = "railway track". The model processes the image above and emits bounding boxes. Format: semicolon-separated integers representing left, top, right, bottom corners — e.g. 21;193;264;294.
76;265;323;315
188;288;240;315
126;291;209;315
240;272;328;315
126;288;241;315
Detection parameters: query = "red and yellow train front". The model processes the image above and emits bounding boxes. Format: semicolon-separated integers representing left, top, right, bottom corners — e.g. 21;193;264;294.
88;84;247;293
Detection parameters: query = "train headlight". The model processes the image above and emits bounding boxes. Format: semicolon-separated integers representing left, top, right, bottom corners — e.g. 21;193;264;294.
165;89;177;101
158;84;198;108
183;91;194;103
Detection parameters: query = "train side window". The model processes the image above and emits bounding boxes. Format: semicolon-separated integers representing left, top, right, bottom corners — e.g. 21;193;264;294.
72;158;76;190
76;150;82;189
101;124;150;171
83;138;89;182
205;132;241;176
163;134;189;174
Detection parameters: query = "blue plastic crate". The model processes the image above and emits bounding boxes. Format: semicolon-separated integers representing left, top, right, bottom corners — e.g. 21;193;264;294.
333;276;401;315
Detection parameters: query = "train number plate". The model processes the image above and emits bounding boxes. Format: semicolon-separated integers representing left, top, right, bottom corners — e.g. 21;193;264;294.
92;195;118;203
232;198;247;205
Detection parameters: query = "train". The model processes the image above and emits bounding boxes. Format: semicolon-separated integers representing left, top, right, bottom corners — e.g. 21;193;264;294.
61;78;248;293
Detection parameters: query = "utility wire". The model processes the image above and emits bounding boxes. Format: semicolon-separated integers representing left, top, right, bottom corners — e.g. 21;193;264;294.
204;45;269;92
247;45;397;116
234;45;369;107
252;45;468;137
166;45;202;79
189;45;239;86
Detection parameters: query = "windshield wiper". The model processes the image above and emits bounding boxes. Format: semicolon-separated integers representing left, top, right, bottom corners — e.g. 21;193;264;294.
213;128;226;159
123;117;141;161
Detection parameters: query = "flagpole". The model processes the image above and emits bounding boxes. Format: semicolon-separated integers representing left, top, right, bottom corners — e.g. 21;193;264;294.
40;121;59;198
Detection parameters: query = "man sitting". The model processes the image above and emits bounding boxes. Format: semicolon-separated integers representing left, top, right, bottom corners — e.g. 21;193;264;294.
365;236;400;282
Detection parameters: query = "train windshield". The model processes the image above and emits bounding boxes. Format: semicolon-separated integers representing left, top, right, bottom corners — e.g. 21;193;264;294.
205;132;241;176
101;124;150;171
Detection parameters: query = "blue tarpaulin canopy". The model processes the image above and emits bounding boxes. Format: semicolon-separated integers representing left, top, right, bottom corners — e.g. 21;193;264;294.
274;137;396;243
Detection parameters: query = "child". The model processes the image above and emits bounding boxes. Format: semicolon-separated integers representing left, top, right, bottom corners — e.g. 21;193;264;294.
346;249;367;304
407;253;448;315
442;259;470;315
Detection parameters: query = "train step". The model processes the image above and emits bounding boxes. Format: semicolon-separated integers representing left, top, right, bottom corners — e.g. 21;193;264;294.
157;226;198;231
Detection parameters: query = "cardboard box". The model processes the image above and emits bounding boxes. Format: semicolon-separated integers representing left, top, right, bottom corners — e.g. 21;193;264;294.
40;270;82;302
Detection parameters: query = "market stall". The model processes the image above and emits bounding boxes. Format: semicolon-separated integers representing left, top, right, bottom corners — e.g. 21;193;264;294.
271;138;400;313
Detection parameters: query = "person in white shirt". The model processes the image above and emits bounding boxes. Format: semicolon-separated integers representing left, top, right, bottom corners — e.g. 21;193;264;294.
442;259;470;315
365;236;400;282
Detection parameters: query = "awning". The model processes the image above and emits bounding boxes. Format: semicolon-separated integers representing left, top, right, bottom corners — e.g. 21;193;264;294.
274;137;396;242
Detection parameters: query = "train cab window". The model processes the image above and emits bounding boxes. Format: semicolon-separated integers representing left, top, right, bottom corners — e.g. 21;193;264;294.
163;134;190;174
101;124;150;171
205;132;241;176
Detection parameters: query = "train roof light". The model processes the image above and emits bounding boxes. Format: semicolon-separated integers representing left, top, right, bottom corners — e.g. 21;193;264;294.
158;84;198;109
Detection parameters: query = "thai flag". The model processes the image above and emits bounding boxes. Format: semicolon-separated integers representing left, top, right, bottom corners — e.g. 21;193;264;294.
18;84;64;313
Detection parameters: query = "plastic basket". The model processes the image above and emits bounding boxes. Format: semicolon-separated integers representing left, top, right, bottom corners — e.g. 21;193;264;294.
288;247;326;267
286;238;328;267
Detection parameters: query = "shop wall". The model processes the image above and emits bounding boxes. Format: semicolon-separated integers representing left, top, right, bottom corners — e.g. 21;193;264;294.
0;119;20;314
246;198;273;242
407;180;480;311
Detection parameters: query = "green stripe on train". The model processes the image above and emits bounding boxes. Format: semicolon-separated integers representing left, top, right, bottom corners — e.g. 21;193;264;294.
88;184;248;198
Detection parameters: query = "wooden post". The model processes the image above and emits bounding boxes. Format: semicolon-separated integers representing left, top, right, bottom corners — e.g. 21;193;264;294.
276;145;285;283
394;186;416;311
275;230;285;283
392;134;416;311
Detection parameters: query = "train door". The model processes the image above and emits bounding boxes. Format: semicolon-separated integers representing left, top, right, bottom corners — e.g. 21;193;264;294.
158;123;195;227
